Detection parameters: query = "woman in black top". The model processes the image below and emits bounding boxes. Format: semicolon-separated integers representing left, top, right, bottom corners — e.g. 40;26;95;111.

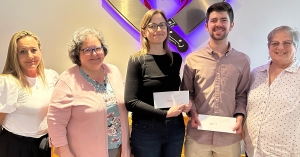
125;9;192;157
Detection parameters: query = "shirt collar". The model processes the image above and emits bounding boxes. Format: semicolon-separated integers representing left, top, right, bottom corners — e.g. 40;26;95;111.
205;42;232;57
258;61;271;72
285;59;300;73
259;59;300;73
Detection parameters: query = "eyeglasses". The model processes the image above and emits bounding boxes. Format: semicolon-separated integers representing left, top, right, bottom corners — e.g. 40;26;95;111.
146;22;168;31
270;40;295;48
80;46;104;55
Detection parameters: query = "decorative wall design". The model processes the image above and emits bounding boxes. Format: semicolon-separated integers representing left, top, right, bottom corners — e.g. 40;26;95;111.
103;0;226;53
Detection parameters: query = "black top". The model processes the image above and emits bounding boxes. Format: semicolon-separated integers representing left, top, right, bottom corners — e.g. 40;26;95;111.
125;52;182;120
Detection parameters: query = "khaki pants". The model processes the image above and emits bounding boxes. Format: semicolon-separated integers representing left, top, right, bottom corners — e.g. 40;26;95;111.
184;136;241;157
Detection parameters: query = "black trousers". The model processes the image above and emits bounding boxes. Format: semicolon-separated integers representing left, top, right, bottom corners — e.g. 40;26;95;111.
0;128;51;157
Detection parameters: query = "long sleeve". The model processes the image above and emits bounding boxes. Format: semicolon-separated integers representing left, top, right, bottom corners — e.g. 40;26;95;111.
234;56;251;116
124;57;168;120
180;57;197;111
47;79;74;147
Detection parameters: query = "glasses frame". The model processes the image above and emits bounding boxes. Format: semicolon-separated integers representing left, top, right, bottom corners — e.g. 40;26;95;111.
270;40;295;49
145;22;168;31
80;46;104;56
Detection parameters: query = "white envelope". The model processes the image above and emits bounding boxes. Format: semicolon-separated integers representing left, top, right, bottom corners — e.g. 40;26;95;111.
197;114;236;134
153;91;189;109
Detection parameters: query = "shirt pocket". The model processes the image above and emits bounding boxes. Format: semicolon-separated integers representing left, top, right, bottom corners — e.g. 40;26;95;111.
221;65;240;91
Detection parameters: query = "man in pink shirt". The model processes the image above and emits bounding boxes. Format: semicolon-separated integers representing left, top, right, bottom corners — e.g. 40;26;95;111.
181;2;250;157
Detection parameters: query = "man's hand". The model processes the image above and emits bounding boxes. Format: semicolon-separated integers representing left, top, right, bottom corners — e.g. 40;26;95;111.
232;115;243;134
190;109;201;128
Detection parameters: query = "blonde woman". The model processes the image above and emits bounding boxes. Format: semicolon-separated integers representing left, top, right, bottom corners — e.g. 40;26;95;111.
0;31;58;157
125;9;192;157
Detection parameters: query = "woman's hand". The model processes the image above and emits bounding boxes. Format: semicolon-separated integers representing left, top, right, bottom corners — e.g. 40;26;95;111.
166;104;185;118
182;100;193;113
56;145;75;157
0;113;7;125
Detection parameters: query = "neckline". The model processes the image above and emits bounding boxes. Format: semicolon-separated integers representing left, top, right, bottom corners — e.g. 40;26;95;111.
26;76;39;89
147;53;167;56
79;66;107;91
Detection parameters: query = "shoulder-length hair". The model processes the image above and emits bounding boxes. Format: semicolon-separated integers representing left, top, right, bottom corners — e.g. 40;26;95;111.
2;30;46;92
131;9;173;65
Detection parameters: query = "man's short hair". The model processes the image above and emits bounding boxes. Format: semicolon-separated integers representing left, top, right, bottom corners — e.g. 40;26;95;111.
206;2;234;24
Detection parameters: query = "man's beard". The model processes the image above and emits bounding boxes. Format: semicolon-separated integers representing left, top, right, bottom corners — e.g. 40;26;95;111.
210;27;229;40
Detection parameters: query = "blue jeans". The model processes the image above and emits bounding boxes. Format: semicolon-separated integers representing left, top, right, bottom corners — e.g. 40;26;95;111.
130;116;185;157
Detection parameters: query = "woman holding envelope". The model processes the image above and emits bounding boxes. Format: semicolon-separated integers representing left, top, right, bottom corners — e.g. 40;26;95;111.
125;9;192;157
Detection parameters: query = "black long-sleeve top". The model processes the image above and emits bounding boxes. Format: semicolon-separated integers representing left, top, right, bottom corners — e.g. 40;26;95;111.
125;52;182;120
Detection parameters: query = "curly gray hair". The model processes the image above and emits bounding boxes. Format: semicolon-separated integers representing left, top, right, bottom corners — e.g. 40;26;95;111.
68;27;108;66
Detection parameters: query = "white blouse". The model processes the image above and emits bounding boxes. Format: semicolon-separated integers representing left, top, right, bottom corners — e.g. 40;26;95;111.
0;69;58;138
244;60;300;157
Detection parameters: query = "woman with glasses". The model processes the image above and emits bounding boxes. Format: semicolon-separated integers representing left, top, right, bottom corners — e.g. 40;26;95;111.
0;30;58;157
47;27;130;157
125;9;192;157
244;26;300;157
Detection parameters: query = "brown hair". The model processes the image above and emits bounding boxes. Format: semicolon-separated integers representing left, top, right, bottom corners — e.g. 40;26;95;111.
131;9;173;65
206;2;234;24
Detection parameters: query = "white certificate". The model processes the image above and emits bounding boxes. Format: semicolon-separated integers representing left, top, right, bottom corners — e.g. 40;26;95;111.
153;91;189;109
197;114;236;134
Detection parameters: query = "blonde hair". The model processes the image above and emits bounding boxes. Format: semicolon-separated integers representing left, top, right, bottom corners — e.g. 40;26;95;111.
2;30;46;92
131;9;173;65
